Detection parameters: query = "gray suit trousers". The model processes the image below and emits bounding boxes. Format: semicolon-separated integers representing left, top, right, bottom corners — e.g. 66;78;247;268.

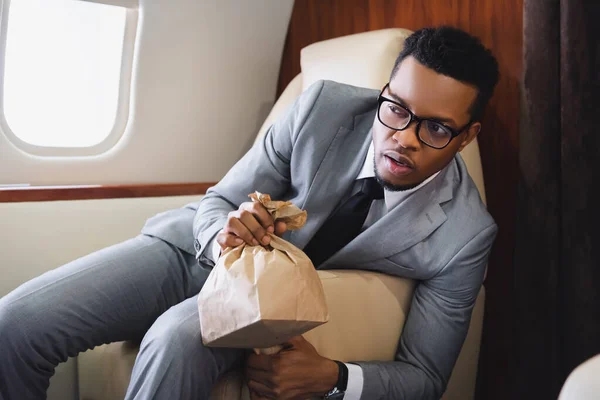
0;235;244;400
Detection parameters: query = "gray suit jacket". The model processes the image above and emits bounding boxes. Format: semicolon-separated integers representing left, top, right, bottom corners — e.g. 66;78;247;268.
141;80;497;399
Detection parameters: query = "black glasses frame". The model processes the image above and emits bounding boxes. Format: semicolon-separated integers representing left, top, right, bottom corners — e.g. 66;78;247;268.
376;83;472;150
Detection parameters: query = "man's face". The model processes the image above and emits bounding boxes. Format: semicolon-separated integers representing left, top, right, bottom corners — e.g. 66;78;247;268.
372;56;481;191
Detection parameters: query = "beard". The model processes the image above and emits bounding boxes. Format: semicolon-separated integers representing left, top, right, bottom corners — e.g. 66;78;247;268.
373;158;419;192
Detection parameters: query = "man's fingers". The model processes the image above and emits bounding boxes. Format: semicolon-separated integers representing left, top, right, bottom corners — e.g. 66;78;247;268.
246;354;277;399
284;335;304;347
245;367;275;388
246;353;274;372
226;208;271;246
274;221;287;237
249;387;273;400
223;201;282;247
247;380;277;399
249;390;270;400
241;202;275;231
238;210;271;245
216;232;244;250
279;336;303;352
225;216;257;246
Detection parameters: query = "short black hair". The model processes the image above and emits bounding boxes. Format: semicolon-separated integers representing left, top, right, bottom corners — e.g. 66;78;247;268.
391;26;499;121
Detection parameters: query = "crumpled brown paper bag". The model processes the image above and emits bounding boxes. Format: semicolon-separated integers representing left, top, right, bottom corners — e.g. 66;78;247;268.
197;192;329;351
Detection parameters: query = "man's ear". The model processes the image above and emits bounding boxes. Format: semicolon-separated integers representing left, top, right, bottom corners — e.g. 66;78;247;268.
457;122;481;152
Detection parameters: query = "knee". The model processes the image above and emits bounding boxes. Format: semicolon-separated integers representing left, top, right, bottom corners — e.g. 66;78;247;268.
0;294;75;371
140;314;207;363
0;299;30;355
133;310;244;396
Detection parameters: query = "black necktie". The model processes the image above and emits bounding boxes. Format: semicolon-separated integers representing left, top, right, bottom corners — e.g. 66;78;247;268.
303;177;384;267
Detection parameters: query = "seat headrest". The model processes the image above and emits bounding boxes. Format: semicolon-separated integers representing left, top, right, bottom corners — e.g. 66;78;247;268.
300;28;413;91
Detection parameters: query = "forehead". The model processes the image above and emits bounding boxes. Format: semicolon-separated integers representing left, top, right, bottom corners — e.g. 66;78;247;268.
389;56;477;123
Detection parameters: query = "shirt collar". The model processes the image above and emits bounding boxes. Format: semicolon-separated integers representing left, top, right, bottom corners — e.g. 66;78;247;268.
357;141;440;211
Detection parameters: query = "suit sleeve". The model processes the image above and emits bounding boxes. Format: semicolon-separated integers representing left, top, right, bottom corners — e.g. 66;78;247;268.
355;223;497;400
193;81;326;266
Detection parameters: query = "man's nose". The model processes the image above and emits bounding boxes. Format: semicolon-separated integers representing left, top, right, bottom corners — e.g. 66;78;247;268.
392;121;420;150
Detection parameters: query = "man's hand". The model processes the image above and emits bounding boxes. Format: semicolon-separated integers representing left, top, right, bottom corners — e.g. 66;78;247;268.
245;336;339;400
216;201;287;251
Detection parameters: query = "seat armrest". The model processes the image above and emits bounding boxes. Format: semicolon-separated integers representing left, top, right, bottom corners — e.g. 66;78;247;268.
305;270;415;361
559;354;600;400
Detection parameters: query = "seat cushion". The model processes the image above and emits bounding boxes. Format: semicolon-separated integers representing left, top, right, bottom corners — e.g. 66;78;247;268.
300;28;413;91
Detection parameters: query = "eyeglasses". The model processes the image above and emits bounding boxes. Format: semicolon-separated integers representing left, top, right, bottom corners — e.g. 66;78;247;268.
377;83;472;149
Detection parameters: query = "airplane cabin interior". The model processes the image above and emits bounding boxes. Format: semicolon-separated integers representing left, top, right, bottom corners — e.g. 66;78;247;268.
0;1;599;400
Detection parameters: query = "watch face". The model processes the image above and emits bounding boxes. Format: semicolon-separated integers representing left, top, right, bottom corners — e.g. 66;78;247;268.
325;388;345;399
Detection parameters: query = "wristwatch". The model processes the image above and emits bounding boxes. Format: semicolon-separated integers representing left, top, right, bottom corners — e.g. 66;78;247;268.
324;360;348;399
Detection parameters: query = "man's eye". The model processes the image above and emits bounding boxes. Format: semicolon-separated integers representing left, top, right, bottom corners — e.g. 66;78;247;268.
426;121;450;136
388;104;408;117
431;124;443;133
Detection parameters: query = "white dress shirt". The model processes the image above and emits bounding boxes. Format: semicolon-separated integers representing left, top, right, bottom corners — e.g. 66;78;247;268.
210;141;440;399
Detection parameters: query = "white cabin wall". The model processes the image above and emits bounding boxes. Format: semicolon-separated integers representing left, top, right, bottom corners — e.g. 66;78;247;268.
0;195;201;400
0;0;294;185
0;196;200;296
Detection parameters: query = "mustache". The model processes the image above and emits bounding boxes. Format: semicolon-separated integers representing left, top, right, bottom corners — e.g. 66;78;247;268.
372;157;418;192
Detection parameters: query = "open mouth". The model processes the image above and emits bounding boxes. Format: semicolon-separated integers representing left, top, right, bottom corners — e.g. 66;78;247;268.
381;151;415;177
384;152;415;169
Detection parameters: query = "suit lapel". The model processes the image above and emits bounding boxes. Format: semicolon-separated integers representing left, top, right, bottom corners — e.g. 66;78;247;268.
321;159;457;267
290;110;375;250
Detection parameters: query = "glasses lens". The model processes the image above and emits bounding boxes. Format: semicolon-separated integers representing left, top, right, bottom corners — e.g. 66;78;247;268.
379;100;411;130
419;120;453;148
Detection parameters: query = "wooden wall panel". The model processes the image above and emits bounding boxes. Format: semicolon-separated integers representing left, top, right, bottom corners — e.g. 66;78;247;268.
0;183;216;203
277;2;523;399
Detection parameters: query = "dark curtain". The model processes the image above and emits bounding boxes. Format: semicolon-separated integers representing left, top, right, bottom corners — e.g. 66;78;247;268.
515;0;600;398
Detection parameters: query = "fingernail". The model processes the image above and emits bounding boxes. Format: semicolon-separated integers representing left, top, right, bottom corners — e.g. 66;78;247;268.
267;225;274;233
252;239;259;246
262;236;270;245
234;238;243;245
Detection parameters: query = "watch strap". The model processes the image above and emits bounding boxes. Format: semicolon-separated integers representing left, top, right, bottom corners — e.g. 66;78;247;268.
334;360;349;392
324;360;348;398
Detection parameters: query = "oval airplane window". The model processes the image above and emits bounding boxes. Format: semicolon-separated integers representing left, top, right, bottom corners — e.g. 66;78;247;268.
0;0;137;155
